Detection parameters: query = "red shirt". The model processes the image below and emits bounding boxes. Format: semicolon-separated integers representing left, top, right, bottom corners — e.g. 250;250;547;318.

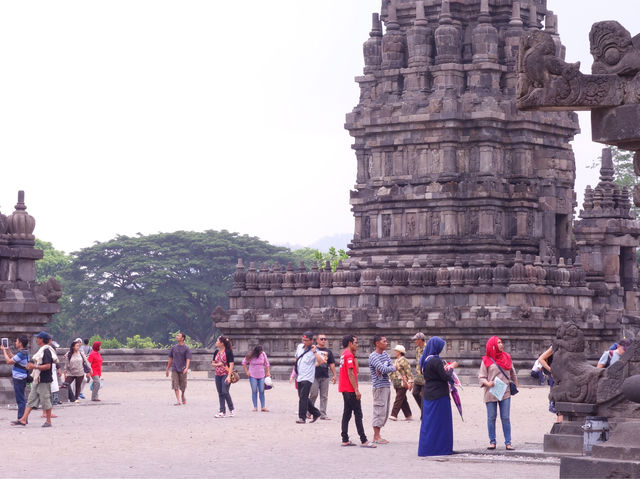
87;351;103;377
338;348;358;393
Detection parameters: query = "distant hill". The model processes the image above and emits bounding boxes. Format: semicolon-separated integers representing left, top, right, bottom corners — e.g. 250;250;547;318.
275;233;352;253
310;233;352;252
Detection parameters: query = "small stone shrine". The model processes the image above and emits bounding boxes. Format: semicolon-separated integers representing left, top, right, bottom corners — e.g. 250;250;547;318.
0;191;61;404
217;1;640;375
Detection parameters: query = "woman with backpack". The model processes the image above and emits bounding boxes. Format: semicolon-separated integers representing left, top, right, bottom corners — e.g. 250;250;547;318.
212;336;235;418
479;336;518;451
242;344;271;412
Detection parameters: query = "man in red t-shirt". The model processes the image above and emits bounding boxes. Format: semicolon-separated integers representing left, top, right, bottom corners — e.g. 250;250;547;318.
339;335;375;448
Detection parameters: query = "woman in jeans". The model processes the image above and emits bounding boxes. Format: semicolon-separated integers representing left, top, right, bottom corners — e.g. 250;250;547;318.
478;336;518;451
242;344;271;412
64;339;90;403
211;336;235;418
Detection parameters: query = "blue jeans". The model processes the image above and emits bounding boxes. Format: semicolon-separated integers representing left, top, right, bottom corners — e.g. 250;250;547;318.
486;397;511;445
214;375;234;413
249;377;266;408
13;377;27;420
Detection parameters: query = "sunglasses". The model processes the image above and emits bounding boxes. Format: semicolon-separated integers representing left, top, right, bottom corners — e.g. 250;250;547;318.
318;338;327;341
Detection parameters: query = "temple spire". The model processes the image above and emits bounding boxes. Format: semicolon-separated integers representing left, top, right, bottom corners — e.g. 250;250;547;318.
509;2;523;28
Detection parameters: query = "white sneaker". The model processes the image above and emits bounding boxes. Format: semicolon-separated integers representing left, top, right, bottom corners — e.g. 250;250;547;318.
229;410;235;417
214;412;225;418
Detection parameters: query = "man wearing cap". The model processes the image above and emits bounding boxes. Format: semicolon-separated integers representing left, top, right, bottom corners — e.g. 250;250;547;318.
411;332;427;411
12;331;58;427
368;335;396;444
308;333;336;420
389;344;413;421
294;331;325;424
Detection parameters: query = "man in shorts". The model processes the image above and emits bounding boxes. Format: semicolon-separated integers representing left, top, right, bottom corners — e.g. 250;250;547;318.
12;331;57;427
368;335;396;444
165;332;192;405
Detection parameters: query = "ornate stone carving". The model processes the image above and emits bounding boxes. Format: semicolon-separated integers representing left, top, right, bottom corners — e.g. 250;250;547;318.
7;191;35;244
392;262;408;286
361;268;377;287
295;262;308;289
381;3;405;70
258;263;270;290
319;261;333;288
232;259;246;290
509;251;527;284
550;322;603;404
283;262;296;289
211;305;230;323
33;277;62;303
442;306;461;324
245;262;258;290
269;263;283;290
408;260;423;287
363;13;383;74
346;263;361;287
308;261;320;288
333;261;347;287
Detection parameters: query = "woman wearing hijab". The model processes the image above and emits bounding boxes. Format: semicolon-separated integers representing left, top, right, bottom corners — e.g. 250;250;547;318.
479;336;518;450
418;336;458;456
87;341;103;401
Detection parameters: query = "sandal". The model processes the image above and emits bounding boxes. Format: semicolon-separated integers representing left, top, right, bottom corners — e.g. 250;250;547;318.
341;441;356;447
487;444;496;450
506;445;516;451
10;421;26;427
360;442;377;448
373;438;389;445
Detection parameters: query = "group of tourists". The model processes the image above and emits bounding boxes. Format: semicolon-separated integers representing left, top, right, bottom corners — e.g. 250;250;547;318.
292;330;518;455
1;331;103;428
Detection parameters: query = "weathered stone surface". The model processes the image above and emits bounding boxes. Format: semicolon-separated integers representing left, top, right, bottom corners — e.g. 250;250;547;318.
0;191;61;404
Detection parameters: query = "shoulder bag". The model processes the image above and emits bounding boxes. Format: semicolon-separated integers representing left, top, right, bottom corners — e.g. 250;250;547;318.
489;358;518;396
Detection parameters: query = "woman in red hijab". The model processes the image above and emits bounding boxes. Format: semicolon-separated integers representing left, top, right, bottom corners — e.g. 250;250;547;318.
87;341;103;402
478;336;518;450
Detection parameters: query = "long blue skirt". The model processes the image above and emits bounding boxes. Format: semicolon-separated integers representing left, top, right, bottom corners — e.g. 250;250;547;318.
418;395;453;457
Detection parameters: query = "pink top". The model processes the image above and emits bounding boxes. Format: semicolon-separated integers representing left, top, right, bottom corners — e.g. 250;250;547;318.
242;352;270;379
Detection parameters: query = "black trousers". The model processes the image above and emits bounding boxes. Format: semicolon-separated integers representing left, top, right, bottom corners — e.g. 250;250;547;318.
298;380;320;421
341;392;367;444
412;383;424;409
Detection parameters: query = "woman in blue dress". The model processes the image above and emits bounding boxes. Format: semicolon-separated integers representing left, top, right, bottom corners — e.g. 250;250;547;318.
418;336;458;456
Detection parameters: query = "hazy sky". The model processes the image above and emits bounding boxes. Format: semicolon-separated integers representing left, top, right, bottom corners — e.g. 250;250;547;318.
0;1;638;253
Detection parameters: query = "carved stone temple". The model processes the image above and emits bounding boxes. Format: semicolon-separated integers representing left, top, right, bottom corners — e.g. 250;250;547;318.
0;192;61;404
216;0;640;374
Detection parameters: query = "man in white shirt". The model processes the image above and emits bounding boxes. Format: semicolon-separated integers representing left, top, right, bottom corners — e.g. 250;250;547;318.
295;331;325;424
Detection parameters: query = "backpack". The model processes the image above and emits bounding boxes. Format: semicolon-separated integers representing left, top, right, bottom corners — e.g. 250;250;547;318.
604;350;614;368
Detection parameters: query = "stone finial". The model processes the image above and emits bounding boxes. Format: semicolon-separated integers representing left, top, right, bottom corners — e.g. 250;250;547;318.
7;190;36;243
527;3;538;30
600;148;615;183
545;12;557;35
381;1;405;69
246;262;258;290
386;1;399;31
439;0;452;25
363;13;383;73
232;258;246;290
415;0;427;26
478;0;490;24
509;2;523;28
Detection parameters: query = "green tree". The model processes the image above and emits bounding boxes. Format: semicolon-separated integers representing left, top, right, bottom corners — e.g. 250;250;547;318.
34;238;71;282
290;246;349;272
60;230;297;346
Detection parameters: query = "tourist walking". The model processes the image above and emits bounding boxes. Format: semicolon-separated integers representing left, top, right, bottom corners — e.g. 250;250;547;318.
12;331;57;427
479;336;518;450
389;344;413;421
418;336;458;456
308;333;336;420
88;341;103;401
411;332;427;411
79;338;92;399
338;335;375;448
242;344;271;412
368;335;396;444
294;331;324;424
63;339;91;403
166;332;192;405
1;335;30;421
597;338;631;368
212;335;235;417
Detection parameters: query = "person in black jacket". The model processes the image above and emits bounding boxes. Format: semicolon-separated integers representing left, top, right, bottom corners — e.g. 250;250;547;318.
417;336;458;456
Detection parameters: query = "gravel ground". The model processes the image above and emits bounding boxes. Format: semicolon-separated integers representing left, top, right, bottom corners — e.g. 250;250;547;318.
0;371;561;479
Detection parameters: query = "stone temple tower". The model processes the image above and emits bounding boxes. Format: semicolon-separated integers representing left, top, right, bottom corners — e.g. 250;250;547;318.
347;0;578;265
219;0;638;375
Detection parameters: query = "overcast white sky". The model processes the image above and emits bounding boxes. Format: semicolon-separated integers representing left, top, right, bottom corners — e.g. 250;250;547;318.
0;1;638;253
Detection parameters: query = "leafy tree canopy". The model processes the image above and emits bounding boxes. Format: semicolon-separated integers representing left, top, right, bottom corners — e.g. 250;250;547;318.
57;230;298;347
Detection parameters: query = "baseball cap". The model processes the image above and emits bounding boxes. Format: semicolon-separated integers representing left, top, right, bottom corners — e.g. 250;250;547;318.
36;331;51;340
412;332;426;340
394;344;406;354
